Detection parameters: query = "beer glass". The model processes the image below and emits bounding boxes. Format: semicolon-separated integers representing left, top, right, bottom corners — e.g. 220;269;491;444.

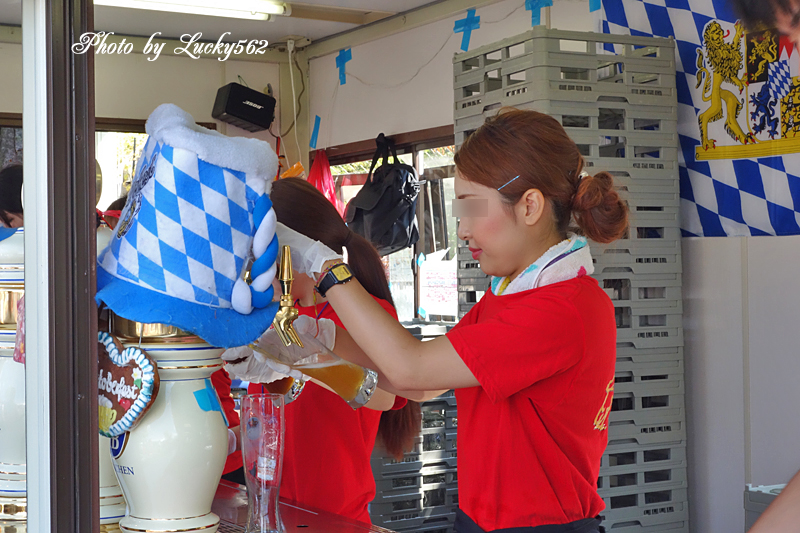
240;393;285;533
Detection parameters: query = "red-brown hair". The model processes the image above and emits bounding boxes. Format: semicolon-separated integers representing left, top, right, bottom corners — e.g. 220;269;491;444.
454;108;628;243
270;178;421;459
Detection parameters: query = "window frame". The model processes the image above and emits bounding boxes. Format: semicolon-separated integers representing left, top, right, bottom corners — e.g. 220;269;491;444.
327;126;456;323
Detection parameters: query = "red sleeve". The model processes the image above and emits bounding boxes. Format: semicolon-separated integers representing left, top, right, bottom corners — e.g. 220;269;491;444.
445;297;584;404
373;296;398;320
210;369;240;428
390;395;408;410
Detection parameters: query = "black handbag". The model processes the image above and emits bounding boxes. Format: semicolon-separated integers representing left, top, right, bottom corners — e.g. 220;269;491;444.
345;133;420;256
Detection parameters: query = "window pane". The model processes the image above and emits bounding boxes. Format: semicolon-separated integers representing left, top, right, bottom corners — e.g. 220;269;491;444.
95;131;148;210
418;147;458;323
385;247;415;322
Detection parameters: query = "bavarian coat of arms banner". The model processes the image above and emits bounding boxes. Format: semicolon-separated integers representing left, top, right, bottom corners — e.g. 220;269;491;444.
598;0;800;236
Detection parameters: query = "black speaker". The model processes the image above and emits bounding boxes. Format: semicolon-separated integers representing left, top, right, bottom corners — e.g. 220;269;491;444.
212;82;276;133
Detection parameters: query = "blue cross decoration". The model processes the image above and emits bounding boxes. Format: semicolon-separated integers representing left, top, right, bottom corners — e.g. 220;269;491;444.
335;48;351;85
525;0;553;26
310;115;321;149
454;9;480;52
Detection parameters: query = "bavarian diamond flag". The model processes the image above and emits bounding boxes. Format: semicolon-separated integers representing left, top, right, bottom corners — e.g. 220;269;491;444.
97;104;280;348
598;0;800;236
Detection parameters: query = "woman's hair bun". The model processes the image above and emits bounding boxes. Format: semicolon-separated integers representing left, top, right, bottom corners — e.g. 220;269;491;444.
572;171;628;244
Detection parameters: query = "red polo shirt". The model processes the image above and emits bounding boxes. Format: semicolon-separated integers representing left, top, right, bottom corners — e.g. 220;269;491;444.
446;275;616;530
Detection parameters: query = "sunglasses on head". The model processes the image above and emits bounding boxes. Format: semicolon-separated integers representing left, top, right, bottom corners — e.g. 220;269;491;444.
97;209;122;227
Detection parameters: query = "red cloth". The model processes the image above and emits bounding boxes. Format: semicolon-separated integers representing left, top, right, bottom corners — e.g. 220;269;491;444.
307;150;344;216
446;276;617;530
210;369;243;475
249;298;398;524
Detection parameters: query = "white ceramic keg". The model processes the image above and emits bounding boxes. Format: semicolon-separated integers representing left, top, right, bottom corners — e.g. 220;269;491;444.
0;228;26;523
109;319;228;533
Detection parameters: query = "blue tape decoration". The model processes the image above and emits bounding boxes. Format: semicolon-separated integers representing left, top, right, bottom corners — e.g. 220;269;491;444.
589;0;600;12
454;9;480;52
310;115;321;149
525;0;553;26
193;378;229;426
418;307;427;319
417;253;426;267
335;48;352;85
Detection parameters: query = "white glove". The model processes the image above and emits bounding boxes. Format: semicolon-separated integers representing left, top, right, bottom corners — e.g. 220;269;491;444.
275;222;342;277
291;315;336;352
221;346;286;383
252;351;306;381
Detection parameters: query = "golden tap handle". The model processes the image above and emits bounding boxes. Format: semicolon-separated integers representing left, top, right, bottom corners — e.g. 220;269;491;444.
272;245;304;348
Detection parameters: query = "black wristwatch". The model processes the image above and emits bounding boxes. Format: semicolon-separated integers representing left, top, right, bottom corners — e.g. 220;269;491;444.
315;263;354;297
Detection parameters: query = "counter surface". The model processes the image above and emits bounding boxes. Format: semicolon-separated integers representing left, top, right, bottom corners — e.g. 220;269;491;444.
213;480;396;533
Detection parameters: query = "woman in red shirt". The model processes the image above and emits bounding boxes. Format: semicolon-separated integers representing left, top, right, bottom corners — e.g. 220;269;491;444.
280;109;629;533
226;178;421;523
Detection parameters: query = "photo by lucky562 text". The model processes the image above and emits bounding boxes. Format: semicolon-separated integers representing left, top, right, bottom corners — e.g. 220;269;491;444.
70;31;269;61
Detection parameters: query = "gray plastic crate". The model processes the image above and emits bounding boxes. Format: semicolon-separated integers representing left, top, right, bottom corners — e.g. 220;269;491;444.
371;502;456;531
599;464;688;495
615;344;683;364
594;253;683;277
603;520;689;533
602;440;687;476
374;464;457;495
596;271;682;311
745;484;784;531
608;417;686;446
611;379;685;419
615;359;684;389
453;28;676;122
600;486;688;524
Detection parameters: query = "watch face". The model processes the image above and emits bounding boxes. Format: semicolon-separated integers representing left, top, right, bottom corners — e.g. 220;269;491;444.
331;264;352;282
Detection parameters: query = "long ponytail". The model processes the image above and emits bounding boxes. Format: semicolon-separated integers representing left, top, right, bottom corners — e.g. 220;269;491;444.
270;178;421;459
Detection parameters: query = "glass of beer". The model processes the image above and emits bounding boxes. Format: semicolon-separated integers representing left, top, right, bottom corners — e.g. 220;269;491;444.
240;393;285;533
253;330;377;409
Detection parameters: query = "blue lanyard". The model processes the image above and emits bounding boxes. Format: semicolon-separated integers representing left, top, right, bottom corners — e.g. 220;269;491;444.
316;302;330;320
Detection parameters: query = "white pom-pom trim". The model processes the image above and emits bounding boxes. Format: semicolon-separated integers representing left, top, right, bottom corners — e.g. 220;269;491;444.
231;278;253;314
251;263;277;292
253;210;277;259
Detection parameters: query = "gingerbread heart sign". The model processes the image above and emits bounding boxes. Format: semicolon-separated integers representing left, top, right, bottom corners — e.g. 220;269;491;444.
97;331;160;438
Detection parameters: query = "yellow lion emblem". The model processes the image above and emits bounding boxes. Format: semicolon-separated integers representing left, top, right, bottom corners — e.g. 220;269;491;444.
696;20;754;150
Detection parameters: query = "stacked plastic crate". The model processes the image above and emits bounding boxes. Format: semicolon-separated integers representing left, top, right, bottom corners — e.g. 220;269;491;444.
370;325;457;532
453;28;687;533
369;390;458;533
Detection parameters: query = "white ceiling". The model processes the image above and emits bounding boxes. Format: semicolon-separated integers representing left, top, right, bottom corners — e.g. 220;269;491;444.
0;0;438;43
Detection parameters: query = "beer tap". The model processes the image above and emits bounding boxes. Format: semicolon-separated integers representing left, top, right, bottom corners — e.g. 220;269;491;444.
272;245;304;348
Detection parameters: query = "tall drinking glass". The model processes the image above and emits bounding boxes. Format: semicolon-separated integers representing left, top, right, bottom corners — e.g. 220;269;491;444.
241;393;285;533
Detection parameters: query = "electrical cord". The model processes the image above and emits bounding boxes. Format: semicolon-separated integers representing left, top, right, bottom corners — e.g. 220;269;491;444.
287;44;303;161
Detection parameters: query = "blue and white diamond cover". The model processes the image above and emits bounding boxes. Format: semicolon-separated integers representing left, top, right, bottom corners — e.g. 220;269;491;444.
97;104;280;348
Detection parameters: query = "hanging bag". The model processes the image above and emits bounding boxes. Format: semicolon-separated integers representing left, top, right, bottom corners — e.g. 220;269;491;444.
345;133;420;256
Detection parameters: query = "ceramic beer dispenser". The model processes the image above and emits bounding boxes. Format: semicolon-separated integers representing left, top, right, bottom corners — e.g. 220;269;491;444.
94;104;281;533
103;318;229;533
0;228;26;524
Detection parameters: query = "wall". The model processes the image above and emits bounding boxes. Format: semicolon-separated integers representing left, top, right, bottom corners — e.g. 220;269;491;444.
684;236;800;532
0;41;22;114
0;39;281;147
308;0;592;149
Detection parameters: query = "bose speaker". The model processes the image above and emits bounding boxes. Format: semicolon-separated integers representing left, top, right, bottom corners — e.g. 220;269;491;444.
212;82;276;133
